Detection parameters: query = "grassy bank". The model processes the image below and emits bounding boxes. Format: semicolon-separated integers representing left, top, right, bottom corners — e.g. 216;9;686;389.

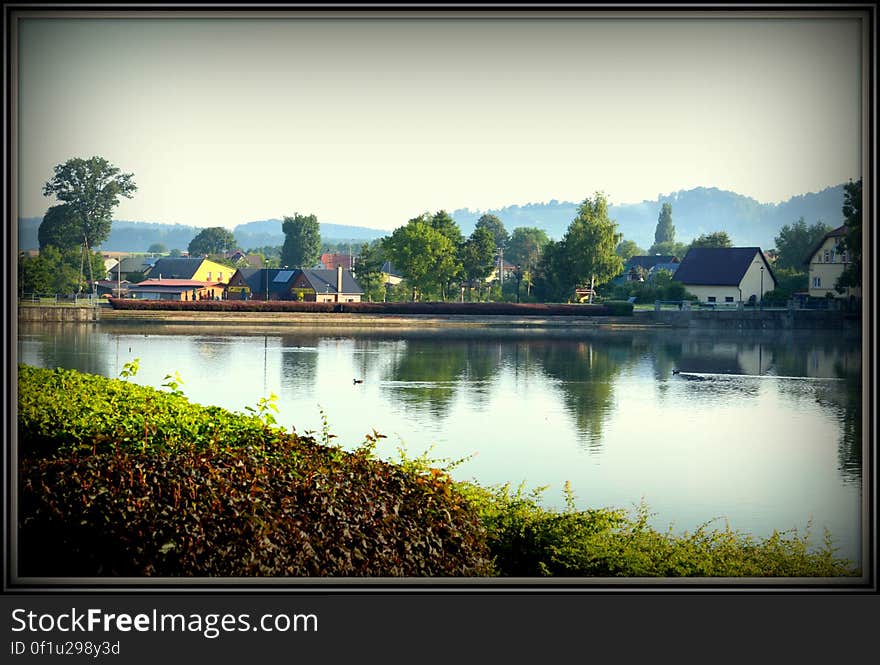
17;364;859;578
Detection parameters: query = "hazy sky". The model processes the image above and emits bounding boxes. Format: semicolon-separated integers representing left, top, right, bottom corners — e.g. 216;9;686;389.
16;13;863;231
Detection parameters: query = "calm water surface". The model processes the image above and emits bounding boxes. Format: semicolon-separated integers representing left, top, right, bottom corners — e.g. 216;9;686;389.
17;321;864;567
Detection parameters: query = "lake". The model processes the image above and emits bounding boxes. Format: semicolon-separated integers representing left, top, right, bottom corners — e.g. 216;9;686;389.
16;321;864;568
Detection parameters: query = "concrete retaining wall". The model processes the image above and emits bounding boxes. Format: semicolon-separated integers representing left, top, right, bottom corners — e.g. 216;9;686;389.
647;308;860;331
18;306;100;323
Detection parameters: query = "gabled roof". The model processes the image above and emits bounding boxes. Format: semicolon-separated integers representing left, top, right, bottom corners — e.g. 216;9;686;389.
673;247;775;286
803;225;847;266
112;256;156;274
148;257;207;279
231;268;297;295
298;269;364;294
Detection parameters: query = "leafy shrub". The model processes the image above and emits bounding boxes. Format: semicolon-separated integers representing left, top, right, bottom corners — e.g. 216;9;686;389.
459;483;858;577
18;366;492;577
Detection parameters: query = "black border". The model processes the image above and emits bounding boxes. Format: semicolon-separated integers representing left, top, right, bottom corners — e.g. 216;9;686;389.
4;1;877;602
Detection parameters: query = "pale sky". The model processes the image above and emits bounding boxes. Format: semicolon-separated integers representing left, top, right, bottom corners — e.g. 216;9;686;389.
16;12;864;231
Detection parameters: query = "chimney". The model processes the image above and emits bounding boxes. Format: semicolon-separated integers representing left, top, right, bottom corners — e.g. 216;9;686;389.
336;265;343;301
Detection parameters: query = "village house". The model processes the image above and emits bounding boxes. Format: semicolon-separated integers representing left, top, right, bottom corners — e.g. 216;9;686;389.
226;266;363;302
226;268;299;301
804;225;858;299
673;247;777;306
291;267;364;302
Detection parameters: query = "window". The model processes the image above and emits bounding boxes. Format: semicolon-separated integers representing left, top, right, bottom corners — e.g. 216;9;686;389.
725;296;734;303
207;272;212;280
707;296;716;303
812;276;821;288
823;250;830;263
218;272;223;281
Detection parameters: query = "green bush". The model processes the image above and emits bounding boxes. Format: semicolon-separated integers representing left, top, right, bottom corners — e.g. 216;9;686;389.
18;365;492;577
459;483;858;577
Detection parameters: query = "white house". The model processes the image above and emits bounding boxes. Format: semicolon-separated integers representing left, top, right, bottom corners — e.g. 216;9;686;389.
673;247;777;305
804;225;857;299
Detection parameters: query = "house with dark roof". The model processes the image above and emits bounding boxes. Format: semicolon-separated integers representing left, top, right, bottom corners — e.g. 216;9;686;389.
225;266;363;302
673;247;776;305
225;268;299;300
147;257;234;284
291;267;364;302
803;225;857;299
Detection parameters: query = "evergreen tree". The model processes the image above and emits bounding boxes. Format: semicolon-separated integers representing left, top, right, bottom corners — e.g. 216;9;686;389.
654;202;675;245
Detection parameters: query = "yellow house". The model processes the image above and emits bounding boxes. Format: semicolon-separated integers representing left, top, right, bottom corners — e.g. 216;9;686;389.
147;257;234;284
673;247;777;305
805;226;857;299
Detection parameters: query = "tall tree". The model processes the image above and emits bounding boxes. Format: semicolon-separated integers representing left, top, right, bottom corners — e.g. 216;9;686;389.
280;213;321;268
38;204;82;251
475;213;509;250
689;231;733;249
382;221;458;301
460;227;497;299
773;217;831;270
560;192;624;296
654;202;675;245
188;227;237;256
836;178;862;292
42;156;137;249
507;227;550;297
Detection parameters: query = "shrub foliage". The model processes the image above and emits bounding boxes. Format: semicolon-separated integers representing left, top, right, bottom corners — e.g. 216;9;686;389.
18;366;493;577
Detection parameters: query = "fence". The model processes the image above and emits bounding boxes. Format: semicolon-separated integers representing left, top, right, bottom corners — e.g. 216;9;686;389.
19;293;105;306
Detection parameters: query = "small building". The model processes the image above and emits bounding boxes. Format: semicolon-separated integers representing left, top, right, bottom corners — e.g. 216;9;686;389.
804;225;858;299
147;257;234;285
673;247;776;305
291;267;364;302
126;279;223;301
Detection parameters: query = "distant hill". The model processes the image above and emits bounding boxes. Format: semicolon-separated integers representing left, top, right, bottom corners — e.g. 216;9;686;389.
18;184;848;253
451;184;848;250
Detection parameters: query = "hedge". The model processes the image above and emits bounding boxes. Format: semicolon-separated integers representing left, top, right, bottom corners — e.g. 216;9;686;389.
107;298;630;316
